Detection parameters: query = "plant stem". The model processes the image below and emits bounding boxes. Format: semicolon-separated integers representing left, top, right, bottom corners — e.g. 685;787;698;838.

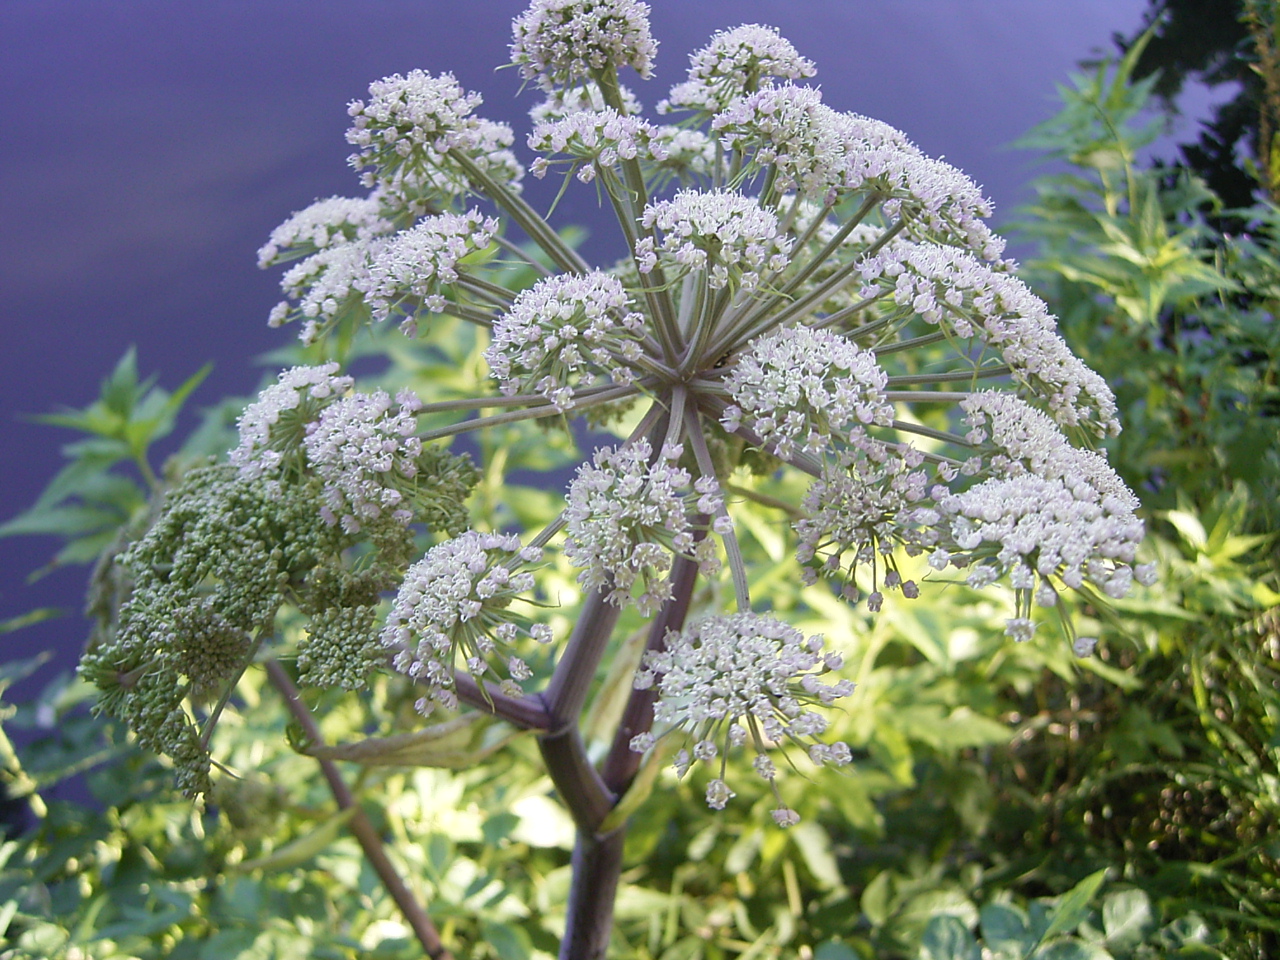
452;672;551;729
264;660;454;960
557;540;704;960
599;550;701;794
416;383;642;442
560;827;627;960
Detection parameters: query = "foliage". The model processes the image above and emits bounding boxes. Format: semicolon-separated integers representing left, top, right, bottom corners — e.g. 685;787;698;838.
1003;33;1280;960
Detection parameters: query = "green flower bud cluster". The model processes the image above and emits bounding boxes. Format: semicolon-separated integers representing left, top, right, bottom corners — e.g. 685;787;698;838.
82;441;477;794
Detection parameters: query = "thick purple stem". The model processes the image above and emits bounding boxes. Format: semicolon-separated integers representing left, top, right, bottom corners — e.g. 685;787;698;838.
600;548;701;795
544;550;702;959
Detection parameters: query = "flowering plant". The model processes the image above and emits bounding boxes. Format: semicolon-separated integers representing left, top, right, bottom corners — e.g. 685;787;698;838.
77;2;1151;957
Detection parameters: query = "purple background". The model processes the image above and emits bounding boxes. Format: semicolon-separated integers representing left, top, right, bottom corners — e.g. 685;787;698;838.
0;1;1222;703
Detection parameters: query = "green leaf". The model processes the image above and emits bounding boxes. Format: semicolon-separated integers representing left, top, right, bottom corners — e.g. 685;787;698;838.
980;903;1035;959
815;942;863;960
861;871;894;927
0;609;60;640
300;714;523;768
235;807;357;872
480;920;533;960
1030;942;1112;960
790;821;842;891
919;915;980;960
1037;870;1108;945
1100;889;1154;951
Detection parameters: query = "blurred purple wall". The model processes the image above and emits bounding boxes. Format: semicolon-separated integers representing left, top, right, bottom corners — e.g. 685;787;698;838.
3;0;1209;704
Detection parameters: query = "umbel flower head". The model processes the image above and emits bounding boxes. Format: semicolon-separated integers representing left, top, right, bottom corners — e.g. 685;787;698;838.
564;439;722;615
511;0;658;91
486;271;646;409
631;613;853;825
383;531;550;715
660;23;817;117
102;0;1152;825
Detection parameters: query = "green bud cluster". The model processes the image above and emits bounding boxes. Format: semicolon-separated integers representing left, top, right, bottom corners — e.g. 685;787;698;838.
82;446;477;794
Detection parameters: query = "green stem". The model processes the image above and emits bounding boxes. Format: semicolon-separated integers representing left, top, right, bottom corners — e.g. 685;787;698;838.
457;274;516;306
884;365;1011;386
685;406;749;611
417;383;641;442
890;418;971;446
450;149;589;276
884;390;973;404
494;234;553;276
452;673;551;730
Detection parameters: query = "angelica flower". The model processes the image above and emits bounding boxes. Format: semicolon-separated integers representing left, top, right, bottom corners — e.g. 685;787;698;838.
636;190;791;291
859;241;1119;435
486;271;646;409
960;391;1134;502
303;389;426;533
928;472;1145;601
529;108;664;182
529;81;643;123
795;444;931;597
383;531;547;715
231;364;354;485
714;84;851;202
360;209;499;334
661;24;815;116
511;0;658;91
722;326;893;459
270;241;378;344
564;440;721;614
633;613;854;817
257;194;393;268
346;70;522;199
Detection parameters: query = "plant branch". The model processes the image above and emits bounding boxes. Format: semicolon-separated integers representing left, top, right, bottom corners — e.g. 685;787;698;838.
599;550;701;794
264;660;454;960
452;672;552;729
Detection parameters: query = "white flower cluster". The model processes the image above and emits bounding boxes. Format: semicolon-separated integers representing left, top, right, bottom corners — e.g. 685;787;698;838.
870;153;1002;260
383;530;549;715
511;0;657;90
256;195;393;268
486;272;645;409
360;209;499;335
714;84;850;202
636;190;791;291
630;613;853;823
661;23;816;116
648;126;718;181
722;326;893;459
529;108;664;182
230;364;353;485
564;440;721;614
794;444;932;606
858;242;1120;436
919;390;1150;606
960;391;1134;500
345;70;522;197
926;470;1150;606
269;242;379;345
302;389;425;534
